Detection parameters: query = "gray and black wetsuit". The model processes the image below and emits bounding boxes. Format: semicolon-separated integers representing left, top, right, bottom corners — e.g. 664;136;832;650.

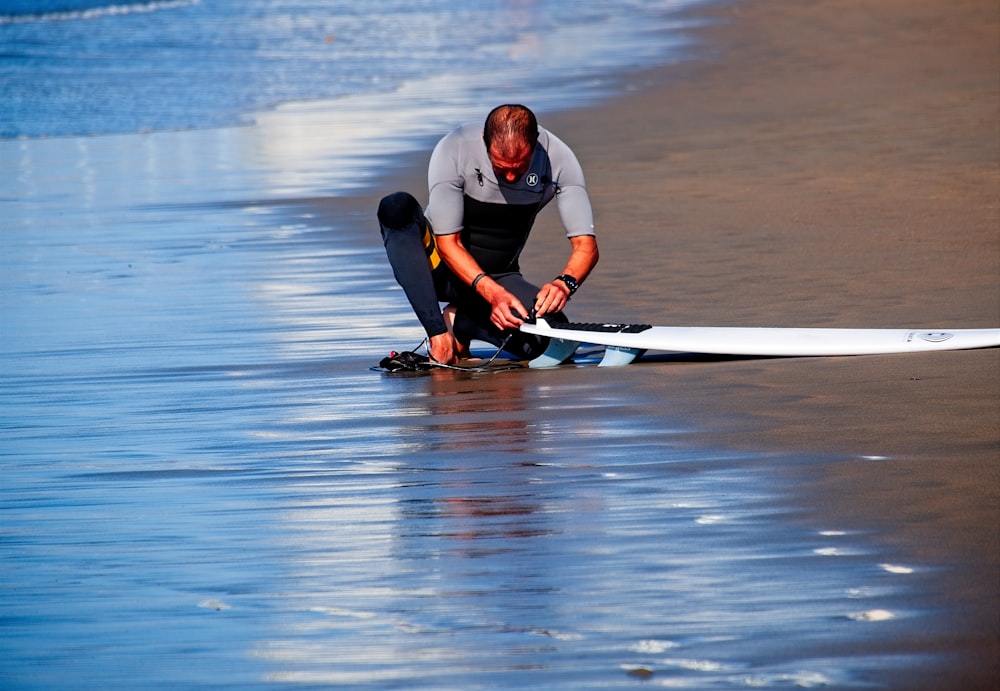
378;123;595;358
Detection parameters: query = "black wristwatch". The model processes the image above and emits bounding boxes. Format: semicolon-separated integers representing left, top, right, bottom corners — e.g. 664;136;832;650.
554;274;579;296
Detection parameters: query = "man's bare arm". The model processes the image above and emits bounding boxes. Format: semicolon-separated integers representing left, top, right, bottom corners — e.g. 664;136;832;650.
533;235;599;317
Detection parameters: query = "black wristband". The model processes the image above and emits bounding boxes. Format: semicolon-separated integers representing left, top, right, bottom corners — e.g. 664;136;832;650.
471;273;488;291
554;274;579;296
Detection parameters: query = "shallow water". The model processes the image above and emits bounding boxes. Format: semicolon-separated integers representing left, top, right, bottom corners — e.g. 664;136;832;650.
1;126;932;689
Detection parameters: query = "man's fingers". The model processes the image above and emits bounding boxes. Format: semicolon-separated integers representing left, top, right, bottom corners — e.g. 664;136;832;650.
534;284;566;317
488;288;531;329
508;299;529;323
494;303;526;329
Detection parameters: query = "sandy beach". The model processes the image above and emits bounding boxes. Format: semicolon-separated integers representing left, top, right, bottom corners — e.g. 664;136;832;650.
359;0;999;686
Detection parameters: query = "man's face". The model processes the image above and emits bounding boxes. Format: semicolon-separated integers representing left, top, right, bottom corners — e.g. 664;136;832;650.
488;141;534;183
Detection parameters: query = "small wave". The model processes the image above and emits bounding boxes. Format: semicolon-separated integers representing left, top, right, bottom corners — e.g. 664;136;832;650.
878;563;915;574
0;0;198;24
630;639;678;654
847;609;895;622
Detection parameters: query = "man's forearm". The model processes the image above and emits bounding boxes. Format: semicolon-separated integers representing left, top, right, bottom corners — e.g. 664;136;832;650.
532;235;599;317
435;232;486;287
558;235;599;284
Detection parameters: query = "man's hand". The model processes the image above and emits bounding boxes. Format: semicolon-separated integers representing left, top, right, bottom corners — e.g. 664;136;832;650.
533;280;571;317
480;281;531;330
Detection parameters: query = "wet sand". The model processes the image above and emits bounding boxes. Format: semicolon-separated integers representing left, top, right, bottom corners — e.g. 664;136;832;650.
356;0;999;687
548;0;1000;686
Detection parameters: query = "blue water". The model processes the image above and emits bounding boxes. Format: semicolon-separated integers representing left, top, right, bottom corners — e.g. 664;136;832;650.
1;1;935;689
1;0;697;140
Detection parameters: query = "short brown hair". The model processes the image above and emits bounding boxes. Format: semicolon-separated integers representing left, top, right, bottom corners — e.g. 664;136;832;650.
483;104;539;154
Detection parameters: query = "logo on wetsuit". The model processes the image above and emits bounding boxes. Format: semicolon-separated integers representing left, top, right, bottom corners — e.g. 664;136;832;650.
526;172;539;187
422;223;441;269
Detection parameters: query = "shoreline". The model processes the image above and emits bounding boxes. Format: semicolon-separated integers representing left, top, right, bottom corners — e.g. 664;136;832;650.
342;0;998;686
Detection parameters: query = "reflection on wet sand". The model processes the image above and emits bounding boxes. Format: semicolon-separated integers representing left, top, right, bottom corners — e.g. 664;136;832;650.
250;362;922;688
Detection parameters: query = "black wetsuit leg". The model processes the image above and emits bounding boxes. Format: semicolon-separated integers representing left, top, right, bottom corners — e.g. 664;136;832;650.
378;191;449;338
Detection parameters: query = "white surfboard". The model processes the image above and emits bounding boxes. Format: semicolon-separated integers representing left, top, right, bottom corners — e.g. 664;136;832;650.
520;319;1000;367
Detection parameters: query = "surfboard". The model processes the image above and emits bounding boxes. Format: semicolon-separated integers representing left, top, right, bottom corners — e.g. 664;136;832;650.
520;319;1000;367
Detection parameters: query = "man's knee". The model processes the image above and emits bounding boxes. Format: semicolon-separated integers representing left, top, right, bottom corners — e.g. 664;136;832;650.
377;191;423;230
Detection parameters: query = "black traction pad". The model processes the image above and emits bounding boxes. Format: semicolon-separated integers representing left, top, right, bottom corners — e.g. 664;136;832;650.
546;322;652;334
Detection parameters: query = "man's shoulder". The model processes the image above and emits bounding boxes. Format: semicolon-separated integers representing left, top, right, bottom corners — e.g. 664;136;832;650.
439;121;480;144
432;122;482;161
537;126;568;153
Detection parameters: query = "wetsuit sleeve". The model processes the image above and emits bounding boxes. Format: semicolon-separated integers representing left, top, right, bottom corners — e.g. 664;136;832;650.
556;185;595;237
549;135;596;237
425;131;466;236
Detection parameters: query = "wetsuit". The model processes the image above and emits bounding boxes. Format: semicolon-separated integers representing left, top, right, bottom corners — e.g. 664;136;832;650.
378;123;594;358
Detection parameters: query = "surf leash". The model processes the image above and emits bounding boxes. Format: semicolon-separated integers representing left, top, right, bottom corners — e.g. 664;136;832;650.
374;332;521;373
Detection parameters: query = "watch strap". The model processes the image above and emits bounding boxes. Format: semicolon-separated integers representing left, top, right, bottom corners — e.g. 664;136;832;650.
554;274;579;296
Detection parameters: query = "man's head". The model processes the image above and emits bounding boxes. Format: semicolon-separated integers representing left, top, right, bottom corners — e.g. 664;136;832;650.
483;104;538;183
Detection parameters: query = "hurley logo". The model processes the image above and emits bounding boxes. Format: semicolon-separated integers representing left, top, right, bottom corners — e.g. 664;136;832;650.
526;172;539;187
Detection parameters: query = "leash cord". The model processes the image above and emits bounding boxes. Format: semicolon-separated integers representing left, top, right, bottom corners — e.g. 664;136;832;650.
424;331;516;371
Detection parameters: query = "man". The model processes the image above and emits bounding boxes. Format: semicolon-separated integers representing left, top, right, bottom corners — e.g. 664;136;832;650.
377;104;599;364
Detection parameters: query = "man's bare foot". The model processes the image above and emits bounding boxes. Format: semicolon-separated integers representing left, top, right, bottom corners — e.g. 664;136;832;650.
442;304;471;358
428;332;460;364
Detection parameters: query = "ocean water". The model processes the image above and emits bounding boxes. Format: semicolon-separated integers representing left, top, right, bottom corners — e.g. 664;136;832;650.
1;0;697;140
1;1;934;689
